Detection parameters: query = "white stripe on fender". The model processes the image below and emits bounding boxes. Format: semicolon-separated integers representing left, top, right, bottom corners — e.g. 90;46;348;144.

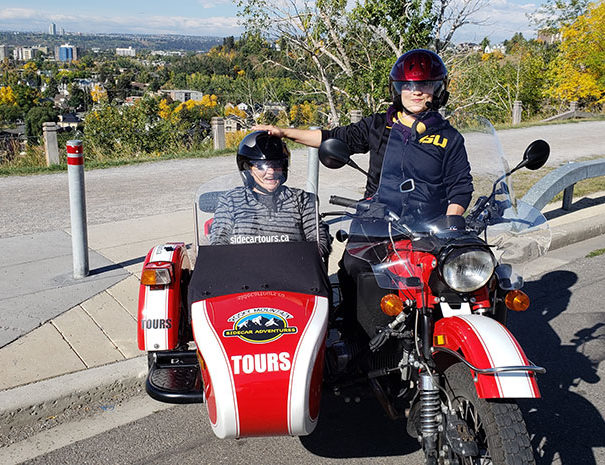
458;315;535;398
142;245;173;350
287;296;329;435
191;300;240;439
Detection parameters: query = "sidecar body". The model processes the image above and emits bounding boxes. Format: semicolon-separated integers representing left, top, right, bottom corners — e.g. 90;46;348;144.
137;175;330;438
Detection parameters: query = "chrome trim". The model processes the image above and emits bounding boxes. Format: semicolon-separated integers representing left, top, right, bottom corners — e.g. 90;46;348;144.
432;346;546;375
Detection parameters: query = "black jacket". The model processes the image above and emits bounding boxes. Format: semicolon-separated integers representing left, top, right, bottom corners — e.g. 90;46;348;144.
321;112;473;214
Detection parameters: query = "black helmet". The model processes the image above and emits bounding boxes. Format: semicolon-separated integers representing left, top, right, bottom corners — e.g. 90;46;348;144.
389;49;449;111
237;131;290;190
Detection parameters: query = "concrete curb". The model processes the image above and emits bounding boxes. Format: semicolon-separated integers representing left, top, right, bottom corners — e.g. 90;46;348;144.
0;356;147;447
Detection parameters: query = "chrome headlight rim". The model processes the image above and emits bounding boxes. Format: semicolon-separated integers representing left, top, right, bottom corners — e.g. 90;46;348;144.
440;246;496;293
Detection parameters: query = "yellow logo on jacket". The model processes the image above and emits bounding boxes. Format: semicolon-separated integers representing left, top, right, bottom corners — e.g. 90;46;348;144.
419;134;448;148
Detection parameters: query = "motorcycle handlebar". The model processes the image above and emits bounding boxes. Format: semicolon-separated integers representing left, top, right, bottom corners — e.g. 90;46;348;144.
329;195;360;209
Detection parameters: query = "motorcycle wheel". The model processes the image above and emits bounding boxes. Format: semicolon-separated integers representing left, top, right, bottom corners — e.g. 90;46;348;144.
443;363;535;465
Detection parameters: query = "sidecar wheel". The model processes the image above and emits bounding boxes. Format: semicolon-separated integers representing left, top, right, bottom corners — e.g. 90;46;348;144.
442;363;535;465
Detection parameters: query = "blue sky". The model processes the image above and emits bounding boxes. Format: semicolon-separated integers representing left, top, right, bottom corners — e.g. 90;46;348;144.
0;1;545;43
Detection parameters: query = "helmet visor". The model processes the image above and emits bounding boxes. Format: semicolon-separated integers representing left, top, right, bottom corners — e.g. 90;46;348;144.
392;80;441;95
250;159;288;172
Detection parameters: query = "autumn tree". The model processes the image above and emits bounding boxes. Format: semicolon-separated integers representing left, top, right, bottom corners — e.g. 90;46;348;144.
546;1;605;107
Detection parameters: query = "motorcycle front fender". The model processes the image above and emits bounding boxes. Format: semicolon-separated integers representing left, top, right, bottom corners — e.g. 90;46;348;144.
433;314;540;399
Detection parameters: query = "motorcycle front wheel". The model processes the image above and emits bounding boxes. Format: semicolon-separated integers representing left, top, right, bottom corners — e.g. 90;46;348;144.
443;363;536;465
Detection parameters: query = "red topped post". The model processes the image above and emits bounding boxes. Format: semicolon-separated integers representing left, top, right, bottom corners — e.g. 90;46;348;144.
66;140;89;278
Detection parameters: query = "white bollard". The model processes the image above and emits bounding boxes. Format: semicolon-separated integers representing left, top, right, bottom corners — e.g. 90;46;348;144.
306;126;320;194
67;140;89;279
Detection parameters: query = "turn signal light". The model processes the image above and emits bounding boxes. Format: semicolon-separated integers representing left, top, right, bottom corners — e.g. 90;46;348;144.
505;290;530;311
141;262;173;286
381;294;404;316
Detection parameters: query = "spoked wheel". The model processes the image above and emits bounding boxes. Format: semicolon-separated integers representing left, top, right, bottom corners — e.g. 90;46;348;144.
442;363;536;465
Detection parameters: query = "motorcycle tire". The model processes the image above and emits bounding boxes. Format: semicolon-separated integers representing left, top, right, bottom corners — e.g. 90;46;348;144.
443;362;536;465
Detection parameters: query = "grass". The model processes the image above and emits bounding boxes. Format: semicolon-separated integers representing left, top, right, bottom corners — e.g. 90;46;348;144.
586;248;605;258
509;153;605;200
0;145;236;176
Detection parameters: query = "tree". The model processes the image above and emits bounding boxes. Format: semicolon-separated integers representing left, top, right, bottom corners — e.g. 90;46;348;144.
546;1;605;106
529;0;590;30
25;105;59;142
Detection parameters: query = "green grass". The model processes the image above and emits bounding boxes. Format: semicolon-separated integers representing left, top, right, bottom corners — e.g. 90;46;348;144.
586;248;605;258
0;146;236;176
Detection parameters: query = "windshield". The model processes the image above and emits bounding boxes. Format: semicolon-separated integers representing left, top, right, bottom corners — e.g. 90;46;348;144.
194;171;325;254
332;112;551;288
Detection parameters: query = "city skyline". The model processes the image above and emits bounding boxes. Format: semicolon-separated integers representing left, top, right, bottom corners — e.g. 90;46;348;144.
1;0;547;44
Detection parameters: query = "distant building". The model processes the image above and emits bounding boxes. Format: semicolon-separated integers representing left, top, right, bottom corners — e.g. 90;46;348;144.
160;89;205;102
57;113;83;130
484;44;506;54
13;47;38;61
55;44;79;62
0;45;8;60
537;29;562;44
116;46;136;57
49;23;56;35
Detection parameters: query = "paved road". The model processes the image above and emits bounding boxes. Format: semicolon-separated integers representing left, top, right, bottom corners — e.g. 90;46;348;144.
2;121;604;239
8;244;605;465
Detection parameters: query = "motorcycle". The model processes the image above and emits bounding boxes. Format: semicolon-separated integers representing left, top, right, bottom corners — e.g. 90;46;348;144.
137;114;551;464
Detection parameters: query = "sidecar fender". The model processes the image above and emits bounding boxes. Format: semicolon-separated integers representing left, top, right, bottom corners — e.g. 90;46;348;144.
434;314;540;399
137;243;190;351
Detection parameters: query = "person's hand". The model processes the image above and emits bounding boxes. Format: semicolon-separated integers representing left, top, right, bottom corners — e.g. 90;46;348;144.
251;124;286;138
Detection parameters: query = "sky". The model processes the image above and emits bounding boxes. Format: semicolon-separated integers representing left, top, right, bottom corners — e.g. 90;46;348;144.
0;0;546;44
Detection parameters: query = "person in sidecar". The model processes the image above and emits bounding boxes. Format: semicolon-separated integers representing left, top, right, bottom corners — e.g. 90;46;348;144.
210;130;331;259
252;49;473;321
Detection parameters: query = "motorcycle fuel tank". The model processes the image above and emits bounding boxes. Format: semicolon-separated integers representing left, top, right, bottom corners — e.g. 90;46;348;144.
191;291;328;439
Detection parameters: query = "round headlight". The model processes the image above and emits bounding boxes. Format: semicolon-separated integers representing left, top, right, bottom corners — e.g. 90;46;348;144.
441;247;496;293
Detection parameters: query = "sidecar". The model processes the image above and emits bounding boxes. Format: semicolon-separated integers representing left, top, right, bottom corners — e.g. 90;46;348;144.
137;174;330;438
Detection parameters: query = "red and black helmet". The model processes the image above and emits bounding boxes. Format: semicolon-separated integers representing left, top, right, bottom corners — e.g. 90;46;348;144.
389;49;449;110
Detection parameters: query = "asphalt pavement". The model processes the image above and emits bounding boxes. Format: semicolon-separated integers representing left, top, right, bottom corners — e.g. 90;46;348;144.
1;120;605;451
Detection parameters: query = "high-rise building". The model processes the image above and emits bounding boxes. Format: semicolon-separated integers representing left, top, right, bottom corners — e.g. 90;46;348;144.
0;45;8;60
49;23;56;35
116;46;136;57
55;44;79;62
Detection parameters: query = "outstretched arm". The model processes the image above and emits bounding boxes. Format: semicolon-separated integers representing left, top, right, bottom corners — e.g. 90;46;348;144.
252;125;322;148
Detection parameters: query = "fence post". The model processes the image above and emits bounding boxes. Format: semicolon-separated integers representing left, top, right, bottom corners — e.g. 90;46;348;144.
43;122;60;166
349;110;362;123
569;101;578;113
66;140;89;279
211;117;225;150
512;101;522;125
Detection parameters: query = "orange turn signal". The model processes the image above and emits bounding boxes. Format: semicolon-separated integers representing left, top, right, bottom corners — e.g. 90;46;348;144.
141;262;173;286
433;334;447;346
380;294;404;316
505;290;530;311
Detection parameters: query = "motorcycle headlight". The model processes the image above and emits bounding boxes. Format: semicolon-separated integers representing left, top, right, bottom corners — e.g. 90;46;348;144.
441;247;496;293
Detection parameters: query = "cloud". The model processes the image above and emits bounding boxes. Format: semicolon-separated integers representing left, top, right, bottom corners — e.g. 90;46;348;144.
451;0;542;43
0;7;243;36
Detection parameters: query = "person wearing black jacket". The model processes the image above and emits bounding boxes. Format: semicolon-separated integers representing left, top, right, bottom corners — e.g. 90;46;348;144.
253;49;473;320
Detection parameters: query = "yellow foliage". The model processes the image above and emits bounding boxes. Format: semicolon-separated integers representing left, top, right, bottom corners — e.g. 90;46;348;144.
225;130;249;150
23;62;37;72
290;101;317;126
237;69;245;77
225;104;247;119
547;1;605;104
0;86;17;106
90;84;107;103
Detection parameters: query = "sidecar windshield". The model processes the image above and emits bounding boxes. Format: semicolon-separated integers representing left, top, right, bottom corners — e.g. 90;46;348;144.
332;112;551;289
195;172;323;251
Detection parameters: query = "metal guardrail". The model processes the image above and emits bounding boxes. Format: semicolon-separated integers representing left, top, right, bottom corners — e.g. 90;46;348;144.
521;159;605;211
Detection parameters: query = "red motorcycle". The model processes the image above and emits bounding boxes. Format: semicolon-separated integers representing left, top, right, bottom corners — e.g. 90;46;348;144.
137;115;551;464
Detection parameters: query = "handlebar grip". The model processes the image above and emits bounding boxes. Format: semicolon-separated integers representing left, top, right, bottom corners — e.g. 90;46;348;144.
329;195;359;209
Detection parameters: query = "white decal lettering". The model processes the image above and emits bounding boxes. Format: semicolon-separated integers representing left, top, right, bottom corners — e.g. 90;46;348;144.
279;352;291;371
231;352;291;375
231;355;242;375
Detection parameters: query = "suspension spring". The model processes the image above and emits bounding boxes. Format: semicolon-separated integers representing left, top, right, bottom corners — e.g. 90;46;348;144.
419;373;441;437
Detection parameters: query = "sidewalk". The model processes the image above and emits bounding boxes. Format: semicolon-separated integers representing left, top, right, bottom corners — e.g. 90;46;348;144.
1;192;605;444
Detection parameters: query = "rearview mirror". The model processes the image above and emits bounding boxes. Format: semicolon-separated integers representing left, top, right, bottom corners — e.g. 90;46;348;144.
319;138;351;169
522;139;550;170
